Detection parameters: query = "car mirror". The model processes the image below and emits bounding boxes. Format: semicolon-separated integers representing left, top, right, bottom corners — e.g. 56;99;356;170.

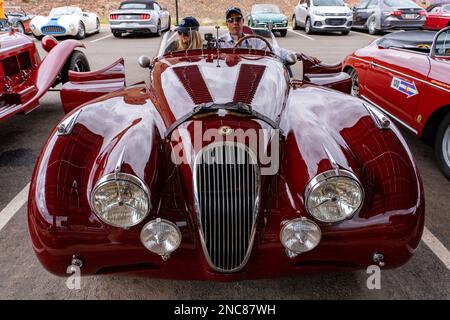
204;33;214;42
431;27;450;57
138;55;152;69
285;52;298;66
301;3;308;8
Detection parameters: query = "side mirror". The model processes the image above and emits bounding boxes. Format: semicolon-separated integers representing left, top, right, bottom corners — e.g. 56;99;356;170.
431;27;450;58
138;55;152;69
204;33;214;42
301;3;308;8
285;52;298;66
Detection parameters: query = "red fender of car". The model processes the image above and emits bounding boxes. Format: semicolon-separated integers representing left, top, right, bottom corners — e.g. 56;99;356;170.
19;38;86;115
60;58;126;114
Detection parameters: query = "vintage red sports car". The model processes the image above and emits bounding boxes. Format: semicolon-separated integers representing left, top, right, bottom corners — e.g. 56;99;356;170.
344;27;450;179
424;2;450;30
0;30;90;121
28;30;424;280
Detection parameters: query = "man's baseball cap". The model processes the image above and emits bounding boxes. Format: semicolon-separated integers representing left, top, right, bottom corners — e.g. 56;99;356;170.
176;16;200;32
226;7;243;19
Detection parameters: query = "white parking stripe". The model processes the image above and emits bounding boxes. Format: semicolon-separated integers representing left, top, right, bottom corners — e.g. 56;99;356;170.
90;34;113;43
0;183;449;271
288;29;315;41
0;183;30;232
422;227;450;270
350;31;379;39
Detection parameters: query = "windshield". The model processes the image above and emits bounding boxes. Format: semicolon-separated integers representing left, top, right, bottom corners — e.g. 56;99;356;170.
119;3;153;9
383;0;417;8
313;0;345;6
50;7;80;16
252;4;281;14
159;28;282;59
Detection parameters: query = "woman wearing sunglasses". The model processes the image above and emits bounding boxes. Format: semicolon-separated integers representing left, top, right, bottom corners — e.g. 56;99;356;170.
165;16;203;53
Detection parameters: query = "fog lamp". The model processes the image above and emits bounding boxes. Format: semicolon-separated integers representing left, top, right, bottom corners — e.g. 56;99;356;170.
280;218;321;255
141;218;182;260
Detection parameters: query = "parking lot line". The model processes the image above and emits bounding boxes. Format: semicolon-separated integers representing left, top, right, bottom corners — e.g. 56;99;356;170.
0;183;29;232
288;29;315;41
422;227;450;270
90;34;113;43
350;31;379;39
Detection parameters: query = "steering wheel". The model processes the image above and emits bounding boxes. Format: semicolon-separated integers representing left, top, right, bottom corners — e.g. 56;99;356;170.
233;35;274;53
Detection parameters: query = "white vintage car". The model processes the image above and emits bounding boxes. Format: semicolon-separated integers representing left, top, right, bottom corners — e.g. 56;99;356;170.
30;6;100;40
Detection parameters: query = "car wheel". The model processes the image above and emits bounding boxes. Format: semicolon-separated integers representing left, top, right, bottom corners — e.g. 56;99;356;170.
305;17;313;34
346;68;359;97
75;22;86;39
435;113;450;179
95;18;100;34
112;30;122;38
60;50;91;84
341;30;350;35
155;21;162;37
166;16;171;31
16;22;25;34
292;15;299;30
280;30;287;37
367;17;379;35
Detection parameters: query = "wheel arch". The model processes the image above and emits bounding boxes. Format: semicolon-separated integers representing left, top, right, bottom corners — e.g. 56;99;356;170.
422;105;450;144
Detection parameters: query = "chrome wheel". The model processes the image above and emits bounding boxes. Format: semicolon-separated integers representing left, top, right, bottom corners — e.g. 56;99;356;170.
368;19;376;35
305;18;312;34
443;126;450;169
349;69;359;97
16;23;25;33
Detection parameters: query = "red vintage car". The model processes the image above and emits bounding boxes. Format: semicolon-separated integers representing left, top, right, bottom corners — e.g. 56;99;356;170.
344;27;450;179
0;30;90;121
28;30;424;280
424;2;450;30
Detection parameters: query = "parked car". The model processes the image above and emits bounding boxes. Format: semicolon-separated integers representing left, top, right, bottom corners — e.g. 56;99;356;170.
351;0;426;35
344;27;450;178
27;30;424;279
3;6;34;34
292;0;353;35
30;6;100;40
247;4;288;37
424;2;450;30
109;0;171;38
0;30;91;121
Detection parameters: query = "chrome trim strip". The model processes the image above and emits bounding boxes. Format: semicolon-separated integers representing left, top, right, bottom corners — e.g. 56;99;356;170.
193;141;261;273
361;95;418;134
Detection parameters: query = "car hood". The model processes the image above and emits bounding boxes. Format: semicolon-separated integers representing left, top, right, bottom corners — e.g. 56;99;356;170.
315;6;351;14
150;53;290;128
253;13;287;22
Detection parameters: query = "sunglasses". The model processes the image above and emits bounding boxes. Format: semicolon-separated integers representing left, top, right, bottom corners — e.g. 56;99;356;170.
227;17;243;23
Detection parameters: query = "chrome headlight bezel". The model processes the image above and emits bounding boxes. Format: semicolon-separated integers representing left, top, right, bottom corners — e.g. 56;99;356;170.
140;218;182;257
90;172;151;228
305;169;364;223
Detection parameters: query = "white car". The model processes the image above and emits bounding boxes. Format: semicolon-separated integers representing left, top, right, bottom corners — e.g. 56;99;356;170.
293;0;353;35
30;6;100;40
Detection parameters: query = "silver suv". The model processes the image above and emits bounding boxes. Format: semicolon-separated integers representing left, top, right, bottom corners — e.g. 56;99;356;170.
293;0;353;35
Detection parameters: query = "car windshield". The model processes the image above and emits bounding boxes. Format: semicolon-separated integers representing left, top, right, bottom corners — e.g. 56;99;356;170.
383;0;417;8
443;5;450;12
313;0;345;6
50;7;80;16
252;4;281;14
159;28;282;59
119;3;153;9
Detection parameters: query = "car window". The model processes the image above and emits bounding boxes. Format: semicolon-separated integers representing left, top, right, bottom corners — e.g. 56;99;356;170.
355;0;370;9
435;29;450;57
119;3;154;10
383;0;417;8
154;3;161;10
443;5;450;12
367;0;378;9
430;7;440;13
313;0;345;6
252;4;281;14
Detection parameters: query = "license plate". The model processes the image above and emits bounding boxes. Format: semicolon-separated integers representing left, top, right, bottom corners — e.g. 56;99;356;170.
122;23;138;28
403;14;416;19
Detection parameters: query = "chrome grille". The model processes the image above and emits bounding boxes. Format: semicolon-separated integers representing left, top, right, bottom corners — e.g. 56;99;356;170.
41;25;66;34
194;142;259;272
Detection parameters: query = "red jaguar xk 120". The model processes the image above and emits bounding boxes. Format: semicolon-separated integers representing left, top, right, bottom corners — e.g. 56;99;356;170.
344;27;450;179
28;29;424;280
0;30;90;121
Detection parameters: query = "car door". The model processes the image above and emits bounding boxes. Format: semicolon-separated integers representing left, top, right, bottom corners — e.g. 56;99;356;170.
363;48;430;128
297;0;309;26
82;12;95;32
354;0;376;27
154;2;167;29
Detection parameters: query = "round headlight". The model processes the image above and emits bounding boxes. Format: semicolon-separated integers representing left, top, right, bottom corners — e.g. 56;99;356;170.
280;218;321;254
141;218;182;257
305;170;363;223
90;173;150;228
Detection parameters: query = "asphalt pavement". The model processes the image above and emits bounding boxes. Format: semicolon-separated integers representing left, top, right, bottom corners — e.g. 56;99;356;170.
0;27;448;299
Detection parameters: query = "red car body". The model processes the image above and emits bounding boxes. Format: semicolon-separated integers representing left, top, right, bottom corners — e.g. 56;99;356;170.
28;35;424;280
0;31;89;121
343;28;450;178
424;2;450;30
